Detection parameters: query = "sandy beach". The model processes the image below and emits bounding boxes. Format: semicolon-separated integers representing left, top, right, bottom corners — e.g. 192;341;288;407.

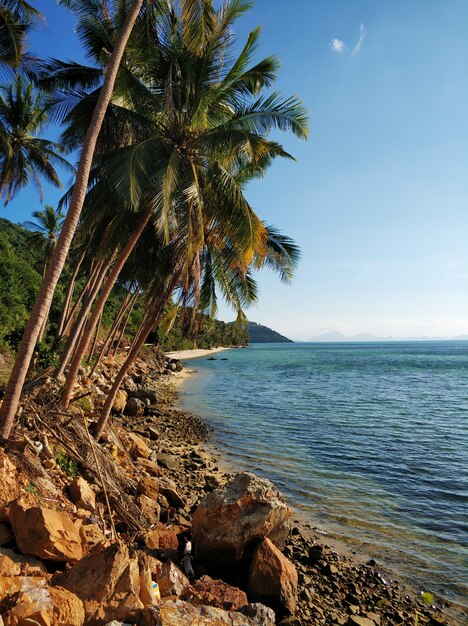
165;346;232;360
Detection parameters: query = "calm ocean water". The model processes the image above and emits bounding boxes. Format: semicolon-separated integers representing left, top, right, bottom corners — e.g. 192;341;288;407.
179;342;468;612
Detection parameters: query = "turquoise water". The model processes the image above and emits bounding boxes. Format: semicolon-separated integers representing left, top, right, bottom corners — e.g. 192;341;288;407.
179;342;468;612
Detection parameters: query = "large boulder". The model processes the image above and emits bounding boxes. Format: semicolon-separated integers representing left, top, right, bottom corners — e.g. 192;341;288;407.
182;576;248;611
59;544;151;624
9;500;83;562
112;389;128;414
124;398;145;418
192;473;290;571
159;599;275;626
248;538;298;616
1;584;85;626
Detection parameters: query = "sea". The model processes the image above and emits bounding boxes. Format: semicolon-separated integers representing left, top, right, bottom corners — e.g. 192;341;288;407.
178;341;468;616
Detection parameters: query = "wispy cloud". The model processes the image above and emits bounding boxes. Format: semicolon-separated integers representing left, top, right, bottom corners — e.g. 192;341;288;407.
330;38;346;54
352;23;365;56
330;24;365;56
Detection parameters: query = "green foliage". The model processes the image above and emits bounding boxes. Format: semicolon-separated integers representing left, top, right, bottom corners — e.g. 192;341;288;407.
55;449;77;478
26;481;37;494
159;309;248;351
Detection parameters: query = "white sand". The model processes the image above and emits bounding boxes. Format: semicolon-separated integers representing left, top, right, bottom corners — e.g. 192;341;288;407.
165;347;231;360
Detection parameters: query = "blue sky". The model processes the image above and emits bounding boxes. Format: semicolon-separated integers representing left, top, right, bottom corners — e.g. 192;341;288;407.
2;1;467;339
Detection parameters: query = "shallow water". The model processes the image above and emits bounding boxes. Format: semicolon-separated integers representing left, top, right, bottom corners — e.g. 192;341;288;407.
179;342;468;613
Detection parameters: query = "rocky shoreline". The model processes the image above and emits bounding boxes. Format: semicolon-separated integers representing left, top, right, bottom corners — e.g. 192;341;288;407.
0;350;461;625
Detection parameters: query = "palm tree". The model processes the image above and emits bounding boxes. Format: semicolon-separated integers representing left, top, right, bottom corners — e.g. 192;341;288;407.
24;205;64;276
0;0;146;440
0;0;41;70
0;76;71;204
56;0;307;407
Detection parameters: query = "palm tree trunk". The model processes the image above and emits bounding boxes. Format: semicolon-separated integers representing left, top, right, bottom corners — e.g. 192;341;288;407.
88;312;103;364
0;0;144;440
56;260;110;378
63;258;102;337
106;290;132;357
61;207;153;407
90;288;133;376
57;248;86;337
94;273;181;441
111;287;140;356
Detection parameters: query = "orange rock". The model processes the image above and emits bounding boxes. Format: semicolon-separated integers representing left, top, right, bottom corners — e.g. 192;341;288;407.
157;528;179;551
0;553;21;576
59;543;146;624
159;599;275;625
126;432;152;459
182;575;248;611
9;501;83;563
248;538;298;615
143;529;159;550
0;451;28;512
73;520;107;556
192;472;290;573
2;584;85;626
158;562;189;597
68;477;96;513
0;549;47;577
138;476;160;500
137;495;161;526
138;457;160;475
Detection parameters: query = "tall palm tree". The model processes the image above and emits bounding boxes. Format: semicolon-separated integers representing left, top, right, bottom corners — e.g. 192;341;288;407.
0;0;146;440
0;76;71;204
0;0;41;70
57;0;307;407
24;205;64;276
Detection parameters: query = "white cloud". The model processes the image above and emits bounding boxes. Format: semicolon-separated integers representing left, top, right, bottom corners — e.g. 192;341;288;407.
352;23;365;56
330;38;346;54
330;24;365;56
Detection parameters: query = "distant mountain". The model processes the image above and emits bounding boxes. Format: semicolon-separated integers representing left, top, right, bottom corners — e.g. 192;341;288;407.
248;322;293;343
308;331;468;342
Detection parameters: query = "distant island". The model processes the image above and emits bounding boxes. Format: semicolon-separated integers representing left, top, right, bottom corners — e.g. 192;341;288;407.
248;322;293;343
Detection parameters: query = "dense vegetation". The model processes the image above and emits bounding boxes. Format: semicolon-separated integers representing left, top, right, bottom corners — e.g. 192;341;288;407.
0;0;306;439
247;322;292;343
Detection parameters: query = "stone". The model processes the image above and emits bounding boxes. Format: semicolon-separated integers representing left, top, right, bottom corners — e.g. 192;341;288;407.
0;523;13;546
59;543;147;624
248;538;298;615
1;584;85;626
157;527;179;551
158;562;190;597
238;604;276;626
69;477;96;513
182;575;248;611
159;599;273;625
0;451;28;512
192;472;291;571
137;477;160;500
0;553;21;576
347;618;377;626
137;495;160;526
124;398;145;418
126;432;151;459
9;500;83;562
75;521;107;555
137;458;160;475
112;390;128;414
0;548;47;576
143;530;159;550
131;389;157;405
157;454;180;471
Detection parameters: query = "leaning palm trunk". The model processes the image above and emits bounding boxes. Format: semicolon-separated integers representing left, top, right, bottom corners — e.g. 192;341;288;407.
104;288;132;357
90;289;133;376
105;291;133;356
88;312;103;363
111;287;140;356
56;261;110;377
57;248;86;337
62;207;153;407
0;0;144;440
62;258;103;337
94;273;180;441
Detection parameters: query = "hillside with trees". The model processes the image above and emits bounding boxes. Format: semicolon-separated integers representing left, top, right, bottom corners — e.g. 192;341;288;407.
247;322;293;343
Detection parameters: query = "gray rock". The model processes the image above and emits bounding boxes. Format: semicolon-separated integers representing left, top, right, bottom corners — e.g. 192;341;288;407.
123;397;145;417
238;603;276;626
158;453;180;471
